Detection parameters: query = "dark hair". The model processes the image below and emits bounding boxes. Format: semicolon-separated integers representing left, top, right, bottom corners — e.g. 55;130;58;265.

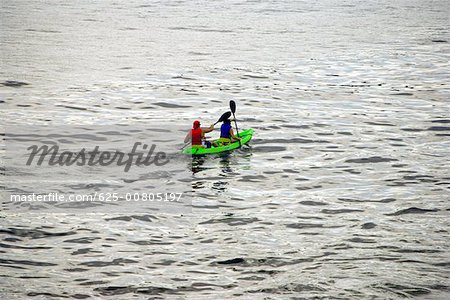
224;119;231;124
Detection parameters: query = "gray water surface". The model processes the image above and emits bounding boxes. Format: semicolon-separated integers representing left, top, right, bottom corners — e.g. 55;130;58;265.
1;0;449;299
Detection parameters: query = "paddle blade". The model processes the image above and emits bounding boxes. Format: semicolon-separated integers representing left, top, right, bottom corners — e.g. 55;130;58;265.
215;111;231;125
229;100;236;114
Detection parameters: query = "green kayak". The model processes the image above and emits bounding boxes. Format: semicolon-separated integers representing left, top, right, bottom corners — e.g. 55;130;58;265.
182;128;254;155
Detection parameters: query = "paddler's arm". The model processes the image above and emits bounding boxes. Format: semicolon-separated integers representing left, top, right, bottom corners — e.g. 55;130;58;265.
184;131;191;143
201;124;214;133
230;128;241;140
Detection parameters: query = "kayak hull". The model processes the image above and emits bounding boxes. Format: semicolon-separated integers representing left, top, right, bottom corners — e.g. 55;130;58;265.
182;128;254;155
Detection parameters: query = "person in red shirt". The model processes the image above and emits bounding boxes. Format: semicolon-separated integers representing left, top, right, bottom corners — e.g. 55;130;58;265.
184;120;214;148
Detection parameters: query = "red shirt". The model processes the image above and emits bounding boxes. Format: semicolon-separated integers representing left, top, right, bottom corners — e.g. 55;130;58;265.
191;128;202;145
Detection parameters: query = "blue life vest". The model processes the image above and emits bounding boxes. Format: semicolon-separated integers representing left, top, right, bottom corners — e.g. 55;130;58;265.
220;123;232;138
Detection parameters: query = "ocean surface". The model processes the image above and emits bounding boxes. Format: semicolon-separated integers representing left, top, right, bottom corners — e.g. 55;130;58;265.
1;0;449;299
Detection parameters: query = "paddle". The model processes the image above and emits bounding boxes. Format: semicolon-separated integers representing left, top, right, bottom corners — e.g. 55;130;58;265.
229;100;241;147
181;111;232;150
214;111;231;125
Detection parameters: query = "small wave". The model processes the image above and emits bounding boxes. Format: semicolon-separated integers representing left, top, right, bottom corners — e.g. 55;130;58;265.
372;283;431;297
240;74;270;79
248;283;326;294
431;119;450;124
338;197;396;203
365;122;395;126
79;258;138;267
0;258;57;267
56;105;88;111
386;207;439;216
252;146;286;152
345;156;398;163
321;208;364;214
254;138;328;144
0;227;76;238
361;222;377;229
391;92;414;96
1;80;30;87
199;217;259;226
153;102;191;108
216;258;244;265
299;200;328;206
347;237;376;243
428;126;450;131
24;29;61;33
168;26;233;33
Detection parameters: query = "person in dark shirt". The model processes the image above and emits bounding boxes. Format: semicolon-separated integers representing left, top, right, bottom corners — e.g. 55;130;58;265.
213;119;240;147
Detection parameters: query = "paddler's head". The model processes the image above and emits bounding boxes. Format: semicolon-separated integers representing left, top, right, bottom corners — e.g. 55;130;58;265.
223;119;231;124
193;120;200;129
